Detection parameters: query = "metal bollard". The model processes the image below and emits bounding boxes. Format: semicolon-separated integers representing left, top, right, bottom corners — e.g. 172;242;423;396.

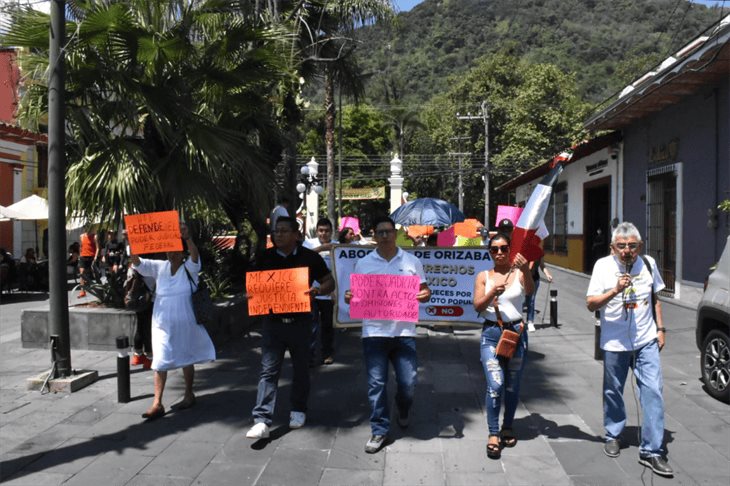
550;289;558;327
594;310;603;360
116;336;130;403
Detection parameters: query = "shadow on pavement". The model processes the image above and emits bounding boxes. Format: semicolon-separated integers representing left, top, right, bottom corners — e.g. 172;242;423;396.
514;412;603;442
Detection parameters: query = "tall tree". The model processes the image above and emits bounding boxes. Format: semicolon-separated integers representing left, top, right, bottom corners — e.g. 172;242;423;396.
2;0;293;229
294;0;394;225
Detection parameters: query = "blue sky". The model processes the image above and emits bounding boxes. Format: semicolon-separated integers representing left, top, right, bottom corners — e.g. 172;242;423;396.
395;0;726;13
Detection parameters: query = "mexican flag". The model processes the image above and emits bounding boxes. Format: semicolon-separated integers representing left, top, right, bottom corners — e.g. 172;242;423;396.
510;152;570;263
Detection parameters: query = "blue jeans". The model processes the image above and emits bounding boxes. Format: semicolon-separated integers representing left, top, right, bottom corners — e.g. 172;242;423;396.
526;277;540;322
603;339;665;456
480;322;527;435
362;337;418;436
252;317;311;425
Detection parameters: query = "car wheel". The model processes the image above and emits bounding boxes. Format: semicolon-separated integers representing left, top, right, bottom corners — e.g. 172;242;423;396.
701;328;730;403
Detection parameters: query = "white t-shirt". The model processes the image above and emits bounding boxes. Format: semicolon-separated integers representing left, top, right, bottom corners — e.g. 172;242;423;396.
303;238;336;301
354;247;427;338
480;270;525;322
587;254;664;352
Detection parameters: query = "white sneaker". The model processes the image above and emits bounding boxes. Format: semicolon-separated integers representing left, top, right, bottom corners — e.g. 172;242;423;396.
289;411;306;429
527;321;536;333
245;422;270;439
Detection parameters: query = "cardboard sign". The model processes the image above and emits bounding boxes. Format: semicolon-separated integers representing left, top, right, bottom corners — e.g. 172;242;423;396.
246;267;310;315
455;236;482;247
437;226;456;247
453;219;483;238
333;246;494;327
495;205;523;227
339;216;361;235
124;211;182;254
349;274;421;322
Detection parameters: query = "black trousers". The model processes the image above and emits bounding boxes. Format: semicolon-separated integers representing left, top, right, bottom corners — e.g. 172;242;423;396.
312;299;335;358
134;306;153;354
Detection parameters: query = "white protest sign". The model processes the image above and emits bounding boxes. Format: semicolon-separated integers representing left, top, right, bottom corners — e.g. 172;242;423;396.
332;245;494;327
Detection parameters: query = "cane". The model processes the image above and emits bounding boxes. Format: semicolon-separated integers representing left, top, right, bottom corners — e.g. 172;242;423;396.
540;280;552;325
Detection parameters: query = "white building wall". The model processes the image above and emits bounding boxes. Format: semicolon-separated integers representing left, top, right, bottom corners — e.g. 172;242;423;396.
514;146;620;236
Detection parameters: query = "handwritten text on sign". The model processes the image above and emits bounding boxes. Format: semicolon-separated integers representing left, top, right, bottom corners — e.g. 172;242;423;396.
349;274;421;322
246;267;310;316
124;210;182;255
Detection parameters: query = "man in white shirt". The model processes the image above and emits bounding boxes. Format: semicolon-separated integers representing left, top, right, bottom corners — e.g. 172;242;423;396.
303;218;337;365
586;222;672;477
269;196;291;234
345;216;431;454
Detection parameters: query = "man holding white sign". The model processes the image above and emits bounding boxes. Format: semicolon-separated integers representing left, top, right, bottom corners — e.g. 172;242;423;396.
344;216;431;454
245;217;334;440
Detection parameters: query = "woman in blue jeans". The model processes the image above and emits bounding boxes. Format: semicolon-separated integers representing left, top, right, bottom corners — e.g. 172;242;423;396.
473;233;534;459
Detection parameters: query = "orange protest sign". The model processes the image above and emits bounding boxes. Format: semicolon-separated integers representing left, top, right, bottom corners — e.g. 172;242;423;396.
124;210;182;255
246;267;311;316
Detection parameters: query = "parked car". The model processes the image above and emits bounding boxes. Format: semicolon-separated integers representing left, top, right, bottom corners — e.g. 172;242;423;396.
695;235;730;403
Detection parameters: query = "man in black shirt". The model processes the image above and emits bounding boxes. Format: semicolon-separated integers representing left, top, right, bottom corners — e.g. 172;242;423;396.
245;217;334;439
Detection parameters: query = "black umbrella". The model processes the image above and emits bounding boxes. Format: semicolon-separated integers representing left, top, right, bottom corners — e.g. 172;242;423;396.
390;198;465;227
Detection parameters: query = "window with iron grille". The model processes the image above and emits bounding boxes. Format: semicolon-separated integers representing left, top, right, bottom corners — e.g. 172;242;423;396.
544;182;568;252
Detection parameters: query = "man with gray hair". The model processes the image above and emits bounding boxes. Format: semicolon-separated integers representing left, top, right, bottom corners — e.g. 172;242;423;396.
586;222;672;477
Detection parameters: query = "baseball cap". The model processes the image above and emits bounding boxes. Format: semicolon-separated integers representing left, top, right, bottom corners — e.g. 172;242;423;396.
498;218;514;231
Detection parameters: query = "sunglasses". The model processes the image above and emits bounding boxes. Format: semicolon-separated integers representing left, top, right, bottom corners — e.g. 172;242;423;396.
615;242;639;250
489;245;510;254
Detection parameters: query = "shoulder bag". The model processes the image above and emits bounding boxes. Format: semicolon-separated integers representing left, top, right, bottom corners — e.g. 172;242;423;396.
640;255;658;323
183;264;214;326
490;272;523;359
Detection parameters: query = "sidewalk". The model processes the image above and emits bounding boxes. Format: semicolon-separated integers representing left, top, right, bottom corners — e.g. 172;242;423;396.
1;267;728;485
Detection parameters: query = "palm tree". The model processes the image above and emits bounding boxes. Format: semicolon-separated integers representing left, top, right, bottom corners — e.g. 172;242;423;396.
2;0;293;229
384;106;424;158
293;0;394;225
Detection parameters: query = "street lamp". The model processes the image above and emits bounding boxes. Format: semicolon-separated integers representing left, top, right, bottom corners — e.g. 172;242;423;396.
296;157;324;237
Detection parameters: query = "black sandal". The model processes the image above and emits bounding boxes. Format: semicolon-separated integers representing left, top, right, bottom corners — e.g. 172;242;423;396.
486;434;501;459
501;428;517;448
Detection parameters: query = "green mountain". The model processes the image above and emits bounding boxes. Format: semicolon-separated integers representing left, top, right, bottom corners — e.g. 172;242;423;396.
355;0;723;103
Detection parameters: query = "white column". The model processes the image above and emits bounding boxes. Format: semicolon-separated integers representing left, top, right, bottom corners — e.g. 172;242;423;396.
305;157;319;236
389;154;404;214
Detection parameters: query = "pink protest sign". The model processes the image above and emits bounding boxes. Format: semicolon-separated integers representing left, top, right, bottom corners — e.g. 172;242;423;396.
349;274;421;322
437;226;456;246
339;216;361;235
495;205;523;227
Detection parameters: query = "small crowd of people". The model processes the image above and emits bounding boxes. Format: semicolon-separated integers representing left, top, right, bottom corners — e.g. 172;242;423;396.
93;199;671;479
239;212;673;477
72;227;127;297
0;247;48;292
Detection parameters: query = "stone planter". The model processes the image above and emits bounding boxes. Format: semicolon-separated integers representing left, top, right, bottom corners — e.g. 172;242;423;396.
21;306;136;351
203;296;252;346
21;296;253;351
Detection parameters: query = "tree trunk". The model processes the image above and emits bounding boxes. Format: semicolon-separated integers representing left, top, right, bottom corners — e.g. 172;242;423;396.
324;65;337;226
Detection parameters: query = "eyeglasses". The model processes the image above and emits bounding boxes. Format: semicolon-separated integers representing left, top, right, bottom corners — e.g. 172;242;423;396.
615;242;639;250
489;245;510;254
375;229;395;237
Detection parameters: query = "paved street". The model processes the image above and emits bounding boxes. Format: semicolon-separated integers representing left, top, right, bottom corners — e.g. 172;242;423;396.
1;266;729;485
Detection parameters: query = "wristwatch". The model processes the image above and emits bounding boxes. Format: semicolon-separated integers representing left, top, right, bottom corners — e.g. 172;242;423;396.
657;327;666;333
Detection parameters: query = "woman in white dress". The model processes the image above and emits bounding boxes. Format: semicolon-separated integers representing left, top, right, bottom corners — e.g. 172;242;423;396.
130;223;215;419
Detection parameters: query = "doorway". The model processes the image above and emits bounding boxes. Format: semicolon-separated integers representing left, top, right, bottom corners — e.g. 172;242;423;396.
584;178;611;273
647;170;677;294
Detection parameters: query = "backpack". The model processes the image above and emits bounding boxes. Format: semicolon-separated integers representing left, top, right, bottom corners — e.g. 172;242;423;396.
124;271;153;312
